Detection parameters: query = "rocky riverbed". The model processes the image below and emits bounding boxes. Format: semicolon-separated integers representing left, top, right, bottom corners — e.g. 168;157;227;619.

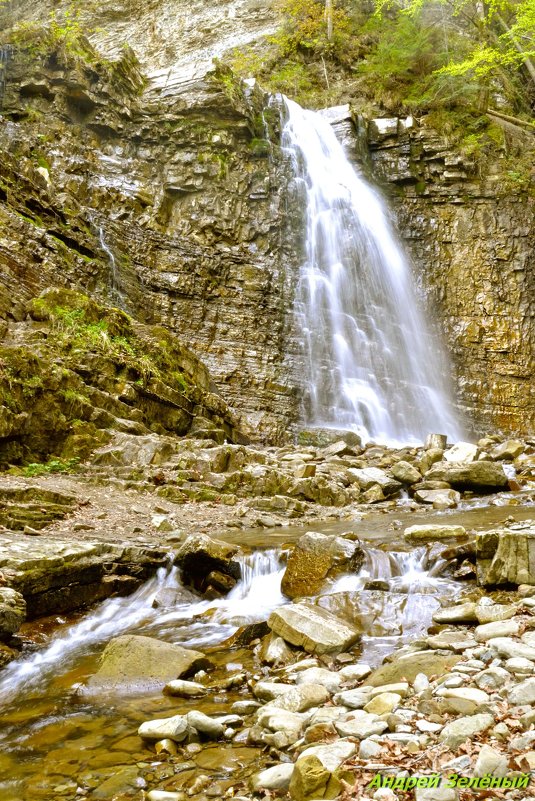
0;430;534;800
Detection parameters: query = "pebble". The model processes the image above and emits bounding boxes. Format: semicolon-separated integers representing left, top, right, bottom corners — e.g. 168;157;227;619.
163;680;206;697
335;711;388;739
359;738;384;759
474;619;520;642
364;693;401;715
506;657;535;674
508;677;535;705
474;744;508;777
250;763;294;791
298;740;356;771
439;713;494;748
338;663;372;682
488;637;535;661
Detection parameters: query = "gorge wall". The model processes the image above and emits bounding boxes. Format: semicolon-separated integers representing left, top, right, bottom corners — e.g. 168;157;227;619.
363;116;534;436
0;0;533;445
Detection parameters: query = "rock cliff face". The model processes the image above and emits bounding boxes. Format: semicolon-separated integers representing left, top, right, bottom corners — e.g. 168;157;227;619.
0;31;301;443
0;2;533;444
364;116;534;436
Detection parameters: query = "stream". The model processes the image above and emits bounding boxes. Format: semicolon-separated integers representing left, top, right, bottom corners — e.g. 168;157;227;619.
1;494;533;800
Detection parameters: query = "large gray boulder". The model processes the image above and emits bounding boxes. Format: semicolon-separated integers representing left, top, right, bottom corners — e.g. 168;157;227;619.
268;604;360;654
425;461;509;490
86;634;211;692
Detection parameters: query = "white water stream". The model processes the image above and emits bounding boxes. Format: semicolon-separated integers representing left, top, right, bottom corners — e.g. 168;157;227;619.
0;546;457;705
281;98;462;444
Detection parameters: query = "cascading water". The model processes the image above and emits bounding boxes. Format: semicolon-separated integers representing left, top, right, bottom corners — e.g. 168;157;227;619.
97;225;126;308
0;550;285;704
281;97;462;444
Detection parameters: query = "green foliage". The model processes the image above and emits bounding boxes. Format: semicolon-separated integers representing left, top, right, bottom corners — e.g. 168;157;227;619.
32;289;194;397
23;457;80;477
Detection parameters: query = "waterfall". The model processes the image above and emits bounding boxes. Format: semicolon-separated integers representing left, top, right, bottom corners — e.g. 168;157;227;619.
0;45;13;109
97;225;126;308
281;97;462;444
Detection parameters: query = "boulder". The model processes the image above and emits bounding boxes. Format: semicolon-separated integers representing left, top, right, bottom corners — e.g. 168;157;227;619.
251;764;294;792
265;683;330;713
87;635;211;691
488;637;535;661
138;714;189;742
298;740;356;772
281;531;364;599
414;489;460;508
477;526;535;586
268;604;360;654
507;677;535;706
443;442;480;463
433;602;478;624
288;755;330;801
391;461;422;484
335;710;388;739
474;619;520;641
174;533;241;593
489;440;525;461
364;651;462;685
0;588;26;638
474;744;508;777
425;461;508;490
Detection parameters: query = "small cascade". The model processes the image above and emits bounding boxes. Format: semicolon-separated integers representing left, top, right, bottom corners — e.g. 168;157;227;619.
0;45;13;110
280;96;462;444
97;224;126;308
0;550;286;706
0;564;180;704
330;545;453;595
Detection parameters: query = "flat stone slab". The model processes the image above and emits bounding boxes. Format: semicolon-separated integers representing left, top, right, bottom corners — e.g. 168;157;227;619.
0;535;167;616
268;603;360;654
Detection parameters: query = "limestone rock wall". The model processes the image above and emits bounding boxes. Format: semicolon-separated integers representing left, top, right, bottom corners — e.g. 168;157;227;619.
363;117;534;436
0;40;302;443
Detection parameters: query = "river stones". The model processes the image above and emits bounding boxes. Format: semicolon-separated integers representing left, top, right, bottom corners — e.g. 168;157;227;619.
298;740;356;772
268;604;360;654
345;467;402;496
289;755;330;801
474;619;521;641
87;634;211;691
138;714;189;742
391;460;422;484
414;488;461;508
0;587;26;638
163;679;207;697
404;524;466;541
433;602;478;624
264;683;330;713
443;442;480;462
281;531;363;599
